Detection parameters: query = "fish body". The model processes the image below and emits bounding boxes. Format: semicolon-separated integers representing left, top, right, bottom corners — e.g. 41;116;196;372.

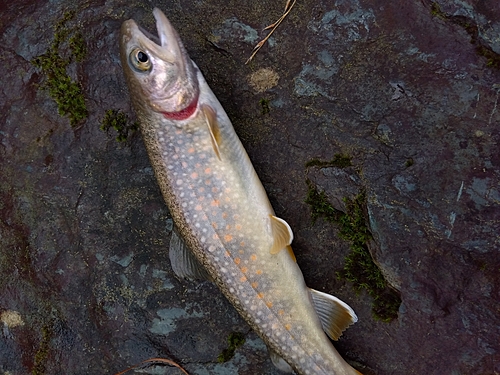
120;8;362;375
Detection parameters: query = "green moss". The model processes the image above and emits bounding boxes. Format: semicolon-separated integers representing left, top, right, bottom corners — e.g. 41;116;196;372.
69;32;87;62
476;45;500;69
259;98;270;115
32;324;53;375
31;10;88;126
405;158;414;168
305;154;352;169
305;181;401;322
430;2;446;19
217;332;245;363
100;109;139;142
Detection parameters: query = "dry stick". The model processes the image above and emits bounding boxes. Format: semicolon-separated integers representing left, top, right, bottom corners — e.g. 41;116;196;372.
114;358;190;375
245;0;297;64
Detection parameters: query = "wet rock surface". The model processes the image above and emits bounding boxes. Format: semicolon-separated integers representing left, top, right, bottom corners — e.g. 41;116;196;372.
1;0;499;374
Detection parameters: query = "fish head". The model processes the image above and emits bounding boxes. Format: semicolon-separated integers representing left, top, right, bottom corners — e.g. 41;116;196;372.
120;8;199;117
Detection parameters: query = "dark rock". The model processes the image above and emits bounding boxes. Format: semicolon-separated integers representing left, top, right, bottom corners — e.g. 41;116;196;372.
1;0;499;374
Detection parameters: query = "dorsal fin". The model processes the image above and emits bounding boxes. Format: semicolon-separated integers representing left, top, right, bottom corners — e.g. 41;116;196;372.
269;215;294;255
309;288;358;341
201;104;221;161
285;245;296;262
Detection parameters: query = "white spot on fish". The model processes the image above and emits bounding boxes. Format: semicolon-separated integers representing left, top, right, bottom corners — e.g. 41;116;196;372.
208;245;215;252
176;179;183;186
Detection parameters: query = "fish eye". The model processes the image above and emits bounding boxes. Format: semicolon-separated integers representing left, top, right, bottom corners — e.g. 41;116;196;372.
129;48;151;72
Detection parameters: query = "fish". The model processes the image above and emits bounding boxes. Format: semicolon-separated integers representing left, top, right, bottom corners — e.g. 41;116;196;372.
120;8;363;375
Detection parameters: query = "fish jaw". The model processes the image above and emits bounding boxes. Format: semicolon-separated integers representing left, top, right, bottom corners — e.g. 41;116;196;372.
119;8;199;116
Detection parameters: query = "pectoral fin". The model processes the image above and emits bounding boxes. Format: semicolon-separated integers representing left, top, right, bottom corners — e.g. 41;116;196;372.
268;347;294;373
269;215;294;255
169;227;211;281
201;104;221;161
309;288;358;341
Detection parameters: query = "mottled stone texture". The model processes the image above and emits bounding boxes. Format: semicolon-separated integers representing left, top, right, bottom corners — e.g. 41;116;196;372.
1;0;499;374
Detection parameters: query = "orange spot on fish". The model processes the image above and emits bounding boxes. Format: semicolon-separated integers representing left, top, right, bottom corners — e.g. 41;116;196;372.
240;241;245;247
234;258;241;265
250;254;257;261
235;224;242;231
225;251;230;257
190;172;198;179
257;292;264;299
205;179;211;185
222;212;228;219
256;269;263;275
195;205;202;211
198;187;205;193
182;161;188;168
212;187;218;193
239;249;244;255
205;168;211;174
224;234;233;242
266;301;273;308
188;147;195;153
285;324;292;331
211;200;219;207
241;266;248;273
240;276;247;282
251;282;258;288
278;309;284;316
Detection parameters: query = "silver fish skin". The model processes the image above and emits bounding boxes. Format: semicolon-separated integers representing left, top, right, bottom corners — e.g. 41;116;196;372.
120;8;362;375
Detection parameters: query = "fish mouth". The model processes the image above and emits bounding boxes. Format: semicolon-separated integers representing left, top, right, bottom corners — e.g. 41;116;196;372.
120;8;200;115
121;8;181;63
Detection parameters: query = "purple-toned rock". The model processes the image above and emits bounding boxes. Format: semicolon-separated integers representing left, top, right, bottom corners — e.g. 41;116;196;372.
0;0;498;374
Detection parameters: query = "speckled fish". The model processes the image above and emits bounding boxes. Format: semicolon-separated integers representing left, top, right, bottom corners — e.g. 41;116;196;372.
120;8;362;375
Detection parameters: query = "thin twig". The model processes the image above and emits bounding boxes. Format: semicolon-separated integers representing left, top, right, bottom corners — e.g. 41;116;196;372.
245;0;296;64
114;358;190;375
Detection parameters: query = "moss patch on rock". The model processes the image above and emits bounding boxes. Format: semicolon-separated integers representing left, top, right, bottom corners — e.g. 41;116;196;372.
217;332;245;363
305;154;352;169
100;109;139;142
31;10;88;126
305;180;401;322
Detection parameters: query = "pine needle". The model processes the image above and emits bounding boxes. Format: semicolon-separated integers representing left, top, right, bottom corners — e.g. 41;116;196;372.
114;358;190;375
245;0;296;64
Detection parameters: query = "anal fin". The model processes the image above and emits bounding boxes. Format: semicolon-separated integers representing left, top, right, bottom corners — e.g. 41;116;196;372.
201;104;221;161
169;227;211;281
268;347;294;373
269;215;294;255
309;288;358;341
